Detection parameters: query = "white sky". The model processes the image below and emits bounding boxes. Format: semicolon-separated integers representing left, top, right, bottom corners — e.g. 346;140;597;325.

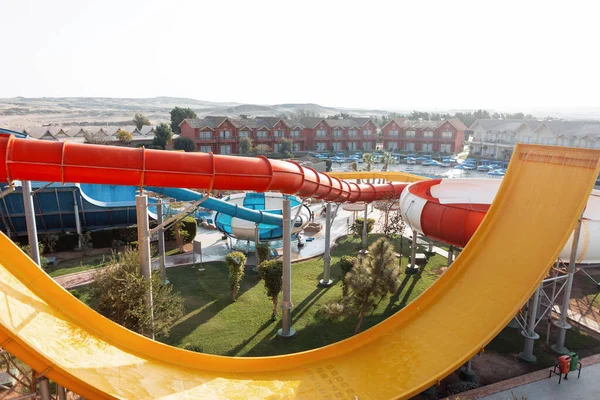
1;0;599;111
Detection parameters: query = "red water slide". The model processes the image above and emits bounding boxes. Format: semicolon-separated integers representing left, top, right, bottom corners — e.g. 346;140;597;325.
0;136;407;203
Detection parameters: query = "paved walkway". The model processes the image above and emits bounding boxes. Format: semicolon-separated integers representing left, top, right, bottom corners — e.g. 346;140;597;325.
454;354;600;400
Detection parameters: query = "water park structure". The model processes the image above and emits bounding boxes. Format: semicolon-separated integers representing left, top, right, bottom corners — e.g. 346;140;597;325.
0;133;599;399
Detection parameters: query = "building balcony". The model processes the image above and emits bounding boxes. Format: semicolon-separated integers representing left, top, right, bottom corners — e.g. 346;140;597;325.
195;138;217;143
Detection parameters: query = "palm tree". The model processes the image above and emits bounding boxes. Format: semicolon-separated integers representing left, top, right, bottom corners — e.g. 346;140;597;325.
362;153;375;171
381;152;397;172
362;153;375;183
345;238;400;334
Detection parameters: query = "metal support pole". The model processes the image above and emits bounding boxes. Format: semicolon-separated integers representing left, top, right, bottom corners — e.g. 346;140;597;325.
72;191;82;249
278;195;295;337
407;229;419;273
22;180;40;266
319;202;333;287
552;215;583;354
56;384;67;400
447;246;454;267
518;285;541;363
136;194;154;339
39;378;50;400
460;358;478;382
253;223;260;272
360;204;368;255
156;199;167;284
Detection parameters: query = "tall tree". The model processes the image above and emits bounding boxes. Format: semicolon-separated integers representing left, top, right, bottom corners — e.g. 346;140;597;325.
278;137;293;157
257;260;283;320
133;113;151;130
345;238;400;333
226;252;246;301
238;137;253;154
116;128;133;145
153;123;173;150
170;107;197;133
173;136;195;152
90;248;184;338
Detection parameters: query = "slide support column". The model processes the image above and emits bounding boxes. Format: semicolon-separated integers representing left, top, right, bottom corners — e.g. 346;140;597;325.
156;199;167;284
136;193;154;340
22;180;40;266
320;202;333;286
552;214;583;354
56;384;67;400
278;195;296;337
39;378;50;400
73;191;82;249
518;284;541;363
406;229;419;274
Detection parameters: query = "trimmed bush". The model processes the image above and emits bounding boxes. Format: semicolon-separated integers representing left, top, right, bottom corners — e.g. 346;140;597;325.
351;217;376;236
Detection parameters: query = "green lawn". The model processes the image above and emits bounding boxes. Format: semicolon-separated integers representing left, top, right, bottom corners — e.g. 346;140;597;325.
46;254;111;277
162;234;446;356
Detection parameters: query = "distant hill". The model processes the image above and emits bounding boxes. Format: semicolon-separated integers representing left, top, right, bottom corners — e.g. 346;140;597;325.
0;96;393;128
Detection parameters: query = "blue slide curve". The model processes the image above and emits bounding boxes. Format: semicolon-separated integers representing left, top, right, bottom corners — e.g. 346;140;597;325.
146;187;284;227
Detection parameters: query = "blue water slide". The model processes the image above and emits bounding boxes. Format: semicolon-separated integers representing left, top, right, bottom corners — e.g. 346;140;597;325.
146;187;284;226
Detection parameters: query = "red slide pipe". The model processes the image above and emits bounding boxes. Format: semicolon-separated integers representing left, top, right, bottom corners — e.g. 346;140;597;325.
406;179;490;248
0;136;407;203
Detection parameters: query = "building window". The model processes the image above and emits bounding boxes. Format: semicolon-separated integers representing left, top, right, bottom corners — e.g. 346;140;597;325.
422;143;433;152
274;130;284;138
200;145;212;153
363;142;373;150
441;131;453;139
405;130;416;138
199;131;212;140
348;141;357;150
388;130;399;137
388;142;398;150
405;142;415;151
290;130;300;137
440;143;451;153
333;129;342;138
239;131;249;138
424;130;434;138
333;142;343;151
363;129;372;136
220;145;231;155
316;129;327;137
257;130;267;138
220;130;231;139
292;142;300;152
274;143;281;152
348;129;357;137
316;142;326;151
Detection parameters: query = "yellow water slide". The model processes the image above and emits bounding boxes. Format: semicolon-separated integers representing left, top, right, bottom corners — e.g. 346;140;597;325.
0;144;597;399
327;170;425;182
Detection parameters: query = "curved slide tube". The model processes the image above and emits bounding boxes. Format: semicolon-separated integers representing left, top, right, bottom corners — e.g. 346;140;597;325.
0;137;408;203
0;142;597;399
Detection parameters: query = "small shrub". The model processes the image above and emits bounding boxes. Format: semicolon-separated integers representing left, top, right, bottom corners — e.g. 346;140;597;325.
338;255;357;296
316;300;347;321
80;231;93;255
351;217;376;237
257;260;283;320
226;252;246;301
182;343;203;352
44;233;59;254
255;242;270;265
